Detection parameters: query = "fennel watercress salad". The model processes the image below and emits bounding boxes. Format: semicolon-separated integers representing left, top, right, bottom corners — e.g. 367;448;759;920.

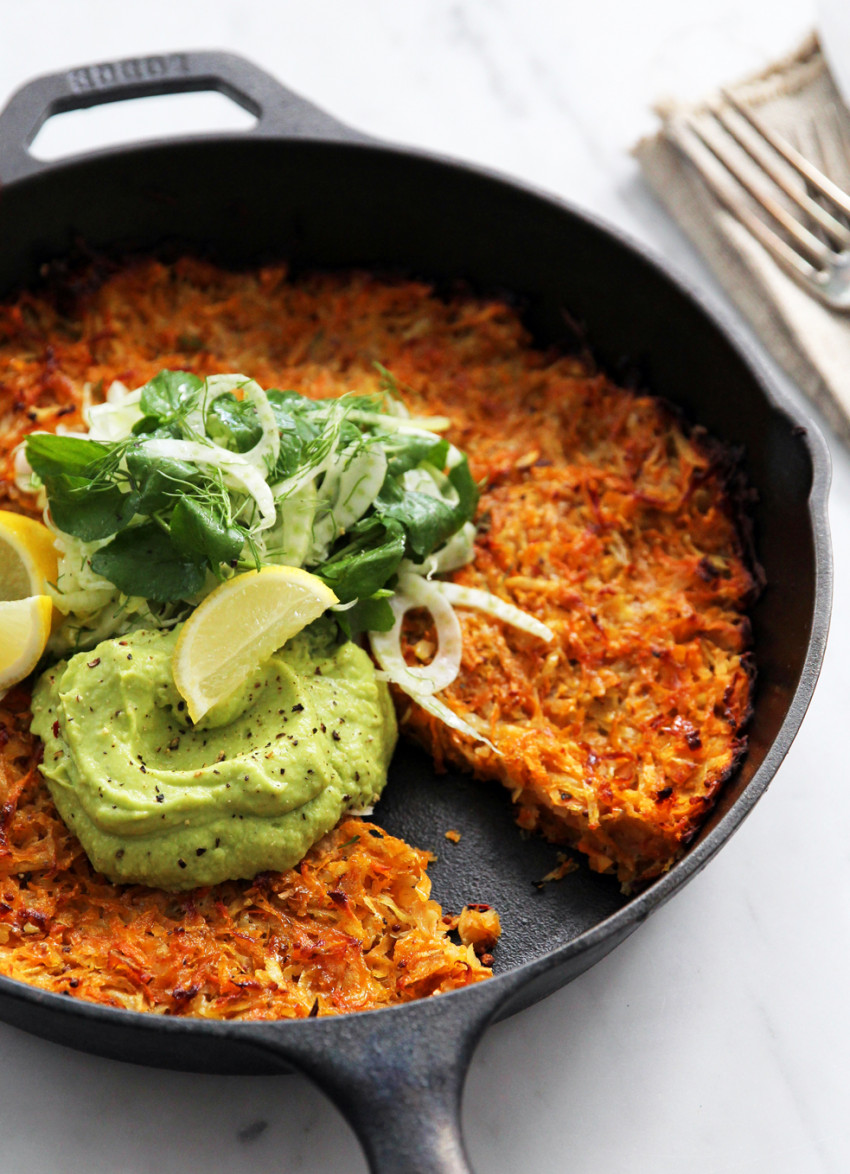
21;369;552;744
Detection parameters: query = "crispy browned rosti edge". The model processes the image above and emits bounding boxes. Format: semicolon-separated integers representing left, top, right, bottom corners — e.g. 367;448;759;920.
0;254;756;1011
0;685;492;1016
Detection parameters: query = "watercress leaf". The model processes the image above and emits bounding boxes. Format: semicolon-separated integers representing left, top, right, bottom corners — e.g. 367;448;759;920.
273;417;307;479
269;392;325;442
91;522;207;603
139;369;203;421
46;476;139;541
386;436;449;477
375;476;404;507
25;433;112;480
206;394;262;453
347;509;391;537
317;520;406;603
131;419;184;441
265;392;325;479
266;390;301;413
131;414;167;436
268;389;324;417
377;491;458;560
335;594;395;639
126;449;200;513
170;497;245;566
448;455;480;522
338;420;363;449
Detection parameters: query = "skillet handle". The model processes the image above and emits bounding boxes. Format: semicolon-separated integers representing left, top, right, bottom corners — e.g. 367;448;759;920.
0;49;367;184
247;979;508;1174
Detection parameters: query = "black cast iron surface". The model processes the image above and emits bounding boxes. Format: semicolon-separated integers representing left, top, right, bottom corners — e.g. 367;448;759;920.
0;51;833;1174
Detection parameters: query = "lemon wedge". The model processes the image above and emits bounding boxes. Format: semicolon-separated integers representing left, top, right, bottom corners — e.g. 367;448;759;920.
0;510;58;600
173;566;339;723
0;595;53;692
0;512;57;690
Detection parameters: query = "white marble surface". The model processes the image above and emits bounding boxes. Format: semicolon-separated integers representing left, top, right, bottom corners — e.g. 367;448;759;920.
0;2;847;1171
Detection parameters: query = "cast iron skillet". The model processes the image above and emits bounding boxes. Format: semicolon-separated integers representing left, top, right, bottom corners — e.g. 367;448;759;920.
0;52;832;1174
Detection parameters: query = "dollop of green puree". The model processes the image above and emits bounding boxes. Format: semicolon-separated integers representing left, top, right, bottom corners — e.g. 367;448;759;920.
31;619;397;890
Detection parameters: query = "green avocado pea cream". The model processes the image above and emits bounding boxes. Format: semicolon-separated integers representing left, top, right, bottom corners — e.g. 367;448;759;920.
31;619;397;890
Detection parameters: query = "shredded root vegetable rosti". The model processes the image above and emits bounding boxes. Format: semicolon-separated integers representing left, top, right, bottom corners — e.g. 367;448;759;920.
0;685;489;1016
0;255;757;1013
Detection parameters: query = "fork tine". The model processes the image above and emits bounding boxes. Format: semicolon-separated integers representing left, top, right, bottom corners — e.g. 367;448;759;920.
683;116;834;267
722;88;850;219
713;104;850;248
673;119;824;286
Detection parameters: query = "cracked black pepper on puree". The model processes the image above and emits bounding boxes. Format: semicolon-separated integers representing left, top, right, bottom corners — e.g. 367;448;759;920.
30;617;397;889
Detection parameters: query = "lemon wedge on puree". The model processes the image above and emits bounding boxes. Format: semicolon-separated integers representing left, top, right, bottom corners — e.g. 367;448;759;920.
173;566;339;723
0;511;57;691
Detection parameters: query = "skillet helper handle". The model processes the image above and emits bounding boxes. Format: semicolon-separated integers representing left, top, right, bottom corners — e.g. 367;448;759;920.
0;49;366;184
251;980;508;1174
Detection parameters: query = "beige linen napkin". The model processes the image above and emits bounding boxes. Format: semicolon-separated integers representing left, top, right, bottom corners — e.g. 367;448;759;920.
635;34;850;444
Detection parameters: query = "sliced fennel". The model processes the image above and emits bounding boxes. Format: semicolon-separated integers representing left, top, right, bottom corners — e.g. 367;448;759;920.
307;443;388;563
368;567;554;751
256;482;318;568
402;690;499;755
369;573;463;696
436;582;555;644
185;374;280;474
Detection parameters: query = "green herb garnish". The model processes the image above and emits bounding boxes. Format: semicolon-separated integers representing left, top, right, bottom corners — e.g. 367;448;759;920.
25;369;479;645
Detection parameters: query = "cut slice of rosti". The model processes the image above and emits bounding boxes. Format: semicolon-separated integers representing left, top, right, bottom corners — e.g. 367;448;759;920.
397;434;756;891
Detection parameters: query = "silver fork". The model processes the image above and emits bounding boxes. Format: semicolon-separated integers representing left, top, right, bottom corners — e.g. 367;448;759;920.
673;93;850;310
